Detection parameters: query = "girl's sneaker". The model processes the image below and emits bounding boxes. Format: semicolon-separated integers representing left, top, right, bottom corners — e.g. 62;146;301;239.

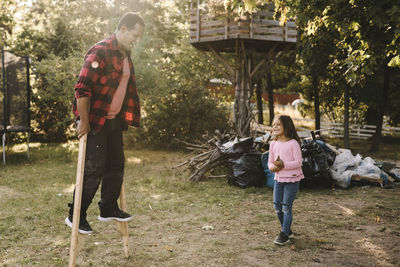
288;230;293;238
274;232;289;245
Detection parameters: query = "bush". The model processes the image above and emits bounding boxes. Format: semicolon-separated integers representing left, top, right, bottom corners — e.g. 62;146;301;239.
32;53;82;142
141;85;231;148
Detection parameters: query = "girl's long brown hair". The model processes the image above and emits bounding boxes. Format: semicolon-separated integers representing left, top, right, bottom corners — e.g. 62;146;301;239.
273;115;301;145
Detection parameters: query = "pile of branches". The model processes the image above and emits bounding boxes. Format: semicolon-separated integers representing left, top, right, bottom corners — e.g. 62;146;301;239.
173;130;235;181
173;130;271;181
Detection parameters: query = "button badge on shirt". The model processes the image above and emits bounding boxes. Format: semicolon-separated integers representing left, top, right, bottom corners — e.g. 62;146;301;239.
91;61;99;69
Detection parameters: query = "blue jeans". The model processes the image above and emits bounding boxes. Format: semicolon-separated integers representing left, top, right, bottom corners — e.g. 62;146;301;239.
273;181;299;236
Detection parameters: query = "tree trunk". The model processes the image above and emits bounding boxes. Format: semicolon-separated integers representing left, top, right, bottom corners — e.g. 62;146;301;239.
312;75;320;131
365;107;378;125
371;62;390;152
255;80;263;124
343;86;350;149
234;44;252;137
266;68;274;125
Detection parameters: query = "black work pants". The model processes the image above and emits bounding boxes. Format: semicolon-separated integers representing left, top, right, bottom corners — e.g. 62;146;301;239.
70;118;125;217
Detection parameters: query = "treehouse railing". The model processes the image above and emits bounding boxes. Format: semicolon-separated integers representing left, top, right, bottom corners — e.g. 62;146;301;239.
189;5;297;44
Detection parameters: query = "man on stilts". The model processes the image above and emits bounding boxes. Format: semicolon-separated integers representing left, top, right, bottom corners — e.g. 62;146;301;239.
65;12;145;234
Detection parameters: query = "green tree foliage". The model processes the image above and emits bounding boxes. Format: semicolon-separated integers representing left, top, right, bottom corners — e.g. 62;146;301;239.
225;0;399;150
133;1;230;147
143;84;230;148
325;0;400;150
0;0;16;47
3;0;229;144
8;0;113;141
6;0;397;147
32;53;82;141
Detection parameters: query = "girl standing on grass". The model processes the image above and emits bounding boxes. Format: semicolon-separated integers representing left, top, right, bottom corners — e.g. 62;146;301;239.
268;115;304;245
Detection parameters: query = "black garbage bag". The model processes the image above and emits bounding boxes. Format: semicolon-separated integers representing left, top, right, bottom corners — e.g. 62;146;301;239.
219;137;253;156
315;140;336;166
301;139;331;180
227;150;266;188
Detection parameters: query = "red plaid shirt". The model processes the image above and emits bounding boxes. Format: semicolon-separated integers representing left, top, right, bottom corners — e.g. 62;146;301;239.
72;34;140;132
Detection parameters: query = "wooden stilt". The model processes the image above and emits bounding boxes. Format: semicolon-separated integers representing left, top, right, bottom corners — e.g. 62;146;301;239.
116;184;130;258
69;134;87;267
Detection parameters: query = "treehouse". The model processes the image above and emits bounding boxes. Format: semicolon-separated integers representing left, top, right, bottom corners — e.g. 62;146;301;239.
189;2;297;136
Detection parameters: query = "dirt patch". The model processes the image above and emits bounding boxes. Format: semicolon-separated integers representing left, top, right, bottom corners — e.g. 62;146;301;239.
291;185;400;267
120;183;400;267
1;149;399;266
0;185;23;200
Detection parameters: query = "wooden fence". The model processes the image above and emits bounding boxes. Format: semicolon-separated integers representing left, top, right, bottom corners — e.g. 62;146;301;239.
293;119;400;139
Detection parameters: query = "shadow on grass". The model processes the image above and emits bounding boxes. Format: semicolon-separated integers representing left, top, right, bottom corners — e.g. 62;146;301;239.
289;236;334;252
300;178;334;190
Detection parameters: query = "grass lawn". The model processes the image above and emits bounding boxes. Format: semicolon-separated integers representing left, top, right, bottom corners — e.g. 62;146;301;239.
0;139;399;266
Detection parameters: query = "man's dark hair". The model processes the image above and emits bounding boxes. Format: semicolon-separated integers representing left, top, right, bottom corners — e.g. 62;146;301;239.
117;12;145;30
